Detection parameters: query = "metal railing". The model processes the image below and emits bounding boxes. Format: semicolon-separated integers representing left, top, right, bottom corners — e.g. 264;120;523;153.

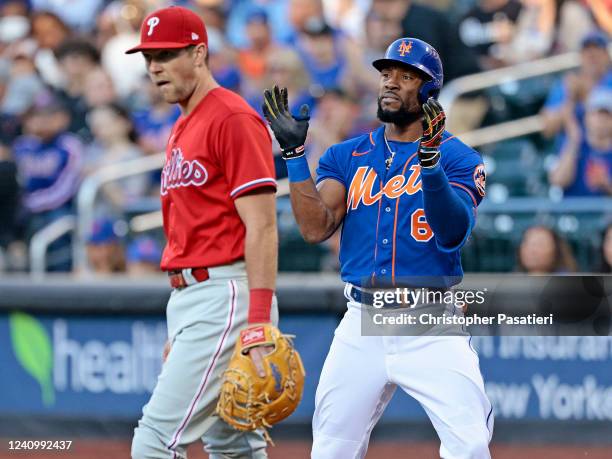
459;115;543;148
74;155;163;273
438;51;583;114
29;215;76;276
439;45;612;146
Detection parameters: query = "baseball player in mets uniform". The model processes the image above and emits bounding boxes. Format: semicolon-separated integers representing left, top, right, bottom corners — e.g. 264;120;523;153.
127;7;278;459
263;38;493;458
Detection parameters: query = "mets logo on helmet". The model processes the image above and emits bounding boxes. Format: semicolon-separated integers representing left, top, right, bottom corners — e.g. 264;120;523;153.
398;40;412;56
473;164;486;197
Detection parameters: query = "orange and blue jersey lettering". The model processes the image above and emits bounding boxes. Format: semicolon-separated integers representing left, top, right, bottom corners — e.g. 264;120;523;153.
316;125;484;287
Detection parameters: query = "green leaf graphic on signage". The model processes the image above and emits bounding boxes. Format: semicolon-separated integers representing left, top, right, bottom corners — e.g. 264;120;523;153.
9;312;55;406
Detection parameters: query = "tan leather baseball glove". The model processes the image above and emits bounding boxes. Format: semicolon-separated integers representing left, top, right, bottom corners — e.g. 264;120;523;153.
216;324;305;438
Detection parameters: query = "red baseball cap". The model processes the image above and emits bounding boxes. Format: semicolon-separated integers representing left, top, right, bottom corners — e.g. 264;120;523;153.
125;6;208;54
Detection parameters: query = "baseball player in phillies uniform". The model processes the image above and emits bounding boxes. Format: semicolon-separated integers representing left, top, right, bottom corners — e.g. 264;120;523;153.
126;7;278;459
263;38;493;458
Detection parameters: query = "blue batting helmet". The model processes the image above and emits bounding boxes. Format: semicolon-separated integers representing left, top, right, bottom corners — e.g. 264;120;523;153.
372;38;444;104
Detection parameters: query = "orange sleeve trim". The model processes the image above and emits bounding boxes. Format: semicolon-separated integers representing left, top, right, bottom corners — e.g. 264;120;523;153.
450;182;477;207
440;135;456;145
369;131;376;146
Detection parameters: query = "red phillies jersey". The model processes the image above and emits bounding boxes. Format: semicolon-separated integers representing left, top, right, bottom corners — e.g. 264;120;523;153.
160;87;276;270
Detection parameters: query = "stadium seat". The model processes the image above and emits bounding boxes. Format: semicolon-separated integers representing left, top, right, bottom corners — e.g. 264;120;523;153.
279;236;327;272
480;139;547;197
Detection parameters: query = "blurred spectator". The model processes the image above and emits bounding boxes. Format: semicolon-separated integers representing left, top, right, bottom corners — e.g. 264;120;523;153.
495;0;556;65
369;0;478;80
458;0;523;70
98;1;147;98
288;0;325;35
0;142;19;249
84;103;148;210
54;38;101;139
0;0;29;16
517;225;578;273
549;87;612;196
370;0;406;18
192;0;227;31
343;9;402;118
306;87;362;170
31;10;70;51
588;0;612;35
598;223;612;272
31;0;105;32
12;91;82;271
256;47;314;117
86;217;125;274
0;2;30;43
555;0;597;52
322;0;370;40
207;27;242;93
259;48;316;177
0;45;45;146
226;0;293;48
31;11;71;88
294;18;350;91
238;8;285;96
12;92;82;217
83;67;118;108
541;30;612;140
1;44;44;118
291;0;368;96
362;8;402;63
131;77;180;156
126;235;162;276
0;5;33;142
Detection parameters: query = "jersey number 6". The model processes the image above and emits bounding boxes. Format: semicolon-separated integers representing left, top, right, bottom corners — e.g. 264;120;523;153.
411;209;433;242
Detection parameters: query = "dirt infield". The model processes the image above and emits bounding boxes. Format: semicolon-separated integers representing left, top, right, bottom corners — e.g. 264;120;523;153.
2;439;612;458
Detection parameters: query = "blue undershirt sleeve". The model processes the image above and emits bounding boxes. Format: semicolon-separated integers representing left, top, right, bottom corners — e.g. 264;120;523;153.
420;163;475;252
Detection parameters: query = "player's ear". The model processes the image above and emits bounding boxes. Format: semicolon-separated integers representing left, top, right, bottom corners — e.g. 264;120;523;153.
194;43;208;67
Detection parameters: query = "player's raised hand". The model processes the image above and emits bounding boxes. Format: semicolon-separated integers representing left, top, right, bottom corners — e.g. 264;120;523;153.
262;85;310;160
418;98;446;168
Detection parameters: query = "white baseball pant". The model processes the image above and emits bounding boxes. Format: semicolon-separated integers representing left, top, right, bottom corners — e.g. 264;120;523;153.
311;292;493;459
131;262;278;459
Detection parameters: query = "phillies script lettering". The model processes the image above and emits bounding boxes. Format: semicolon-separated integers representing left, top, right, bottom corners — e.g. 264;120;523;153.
161;148;208;196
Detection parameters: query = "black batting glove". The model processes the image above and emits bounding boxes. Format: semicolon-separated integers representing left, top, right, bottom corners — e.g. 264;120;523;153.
262;85;310;160
418;98;446;169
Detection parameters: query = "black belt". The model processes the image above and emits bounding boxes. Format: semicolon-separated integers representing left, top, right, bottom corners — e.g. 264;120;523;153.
348;284;448;309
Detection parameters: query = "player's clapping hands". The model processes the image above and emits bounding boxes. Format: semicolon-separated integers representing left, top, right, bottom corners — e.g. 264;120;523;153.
262;85;310;160
418;98;446;168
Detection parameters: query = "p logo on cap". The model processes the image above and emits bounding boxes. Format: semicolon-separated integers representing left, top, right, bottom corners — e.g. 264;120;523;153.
125;6;208;54
147;17;160;36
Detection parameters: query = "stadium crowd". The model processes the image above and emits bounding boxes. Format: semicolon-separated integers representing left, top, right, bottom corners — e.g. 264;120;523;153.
0;0;609;274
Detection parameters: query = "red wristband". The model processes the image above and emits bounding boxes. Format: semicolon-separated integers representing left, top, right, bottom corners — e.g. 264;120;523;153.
248;288;273;323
